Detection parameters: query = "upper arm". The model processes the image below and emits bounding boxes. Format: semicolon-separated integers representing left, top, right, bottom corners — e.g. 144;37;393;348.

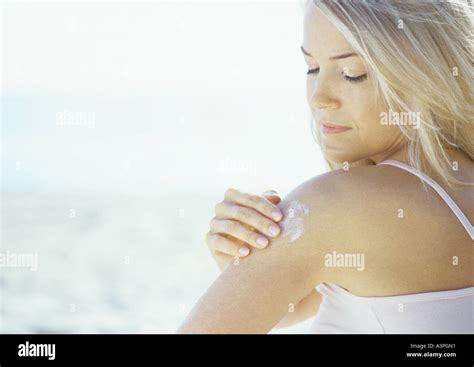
177;173;342;334
274;289;323;329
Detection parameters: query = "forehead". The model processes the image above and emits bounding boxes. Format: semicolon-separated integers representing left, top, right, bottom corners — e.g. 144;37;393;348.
303;2;353;55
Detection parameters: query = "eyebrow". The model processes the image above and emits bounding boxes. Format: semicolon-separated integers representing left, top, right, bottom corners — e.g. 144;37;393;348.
300;45;358;61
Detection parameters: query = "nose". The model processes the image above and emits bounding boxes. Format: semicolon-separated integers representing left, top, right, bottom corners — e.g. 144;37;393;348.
307;77;341;110
314;95;340;110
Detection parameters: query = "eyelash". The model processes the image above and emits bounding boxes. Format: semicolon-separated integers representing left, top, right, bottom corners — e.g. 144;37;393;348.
306;68;368;83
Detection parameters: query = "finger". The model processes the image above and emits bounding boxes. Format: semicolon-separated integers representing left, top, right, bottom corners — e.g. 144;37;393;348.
214;201;281;238
262;190;281;205
210;218;269;249
206;231;250;257
224;188;283;222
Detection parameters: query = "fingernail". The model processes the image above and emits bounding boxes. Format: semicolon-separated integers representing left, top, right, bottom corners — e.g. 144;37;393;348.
239;247;250;256
264;190;279;196
256;235;269;247
269;224;280;236
272;210;282;221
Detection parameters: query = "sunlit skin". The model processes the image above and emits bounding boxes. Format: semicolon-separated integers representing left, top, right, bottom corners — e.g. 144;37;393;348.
177;2;473;333
302;3;406;165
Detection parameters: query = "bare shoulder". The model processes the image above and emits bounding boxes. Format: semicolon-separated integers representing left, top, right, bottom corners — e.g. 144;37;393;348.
281;164;413;239
296;163;473;243
286;165;473;296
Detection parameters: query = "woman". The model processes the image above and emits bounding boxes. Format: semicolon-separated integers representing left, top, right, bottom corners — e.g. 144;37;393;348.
177;0;473;334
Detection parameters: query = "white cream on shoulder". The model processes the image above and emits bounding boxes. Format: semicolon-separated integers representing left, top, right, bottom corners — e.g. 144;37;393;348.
279;200;310;243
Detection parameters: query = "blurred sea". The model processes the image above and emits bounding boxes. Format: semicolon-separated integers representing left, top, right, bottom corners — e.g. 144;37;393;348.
1;191;314;333
1;2;321;333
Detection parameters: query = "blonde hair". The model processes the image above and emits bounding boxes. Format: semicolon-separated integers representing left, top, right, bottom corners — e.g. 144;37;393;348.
302;0;473;187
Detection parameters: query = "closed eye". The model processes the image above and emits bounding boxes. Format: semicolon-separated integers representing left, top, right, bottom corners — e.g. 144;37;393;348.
306;68;367;83
343;73;367;82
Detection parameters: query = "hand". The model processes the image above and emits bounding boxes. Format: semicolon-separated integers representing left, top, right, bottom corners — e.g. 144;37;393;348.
206;188;283;271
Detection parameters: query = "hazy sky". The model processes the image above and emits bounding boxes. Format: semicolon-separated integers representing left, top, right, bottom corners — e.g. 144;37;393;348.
2;1;327;196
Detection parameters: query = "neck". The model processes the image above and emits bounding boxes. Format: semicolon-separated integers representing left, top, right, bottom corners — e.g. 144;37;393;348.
369;145;410;165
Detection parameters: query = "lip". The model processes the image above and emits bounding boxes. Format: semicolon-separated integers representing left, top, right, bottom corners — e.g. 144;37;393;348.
321;122;353;134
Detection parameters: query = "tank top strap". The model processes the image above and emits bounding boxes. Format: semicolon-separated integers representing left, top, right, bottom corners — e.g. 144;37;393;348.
377;159;473;240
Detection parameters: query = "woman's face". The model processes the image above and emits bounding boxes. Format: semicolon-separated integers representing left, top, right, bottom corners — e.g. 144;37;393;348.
303;2;405;164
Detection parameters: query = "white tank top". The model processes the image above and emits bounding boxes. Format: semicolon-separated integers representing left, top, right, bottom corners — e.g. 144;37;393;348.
308;160;474;334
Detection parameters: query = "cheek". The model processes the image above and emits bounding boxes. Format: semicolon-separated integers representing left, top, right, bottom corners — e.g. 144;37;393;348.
356;91;397;143
343;85;378;124
306;78;313;107
345;86;383;137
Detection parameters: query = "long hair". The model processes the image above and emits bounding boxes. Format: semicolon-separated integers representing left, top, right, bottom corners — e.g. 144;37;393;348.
301;0;473;187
